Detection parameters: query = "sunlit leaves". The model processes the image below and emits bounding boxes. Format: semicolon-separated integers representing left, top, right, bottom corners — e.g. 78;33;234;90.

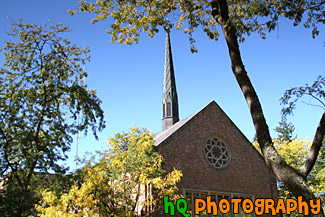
274;138;325;205
69;0;219;51
37;128;182;216
253;138;325;200
69;0;324;51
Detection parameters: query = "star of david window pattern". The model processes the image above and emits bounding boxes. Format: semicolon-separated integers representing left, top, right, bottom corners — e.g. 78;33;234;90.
204;138;231;169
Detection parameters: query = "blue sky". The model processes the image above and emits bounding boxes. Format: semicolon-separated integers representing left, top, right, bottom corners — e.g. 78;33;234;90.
1;1;324;171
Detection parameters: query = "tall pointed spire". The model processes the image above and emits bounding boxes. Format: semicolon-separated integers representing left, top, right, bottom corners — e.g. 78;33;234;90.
162;31;179;130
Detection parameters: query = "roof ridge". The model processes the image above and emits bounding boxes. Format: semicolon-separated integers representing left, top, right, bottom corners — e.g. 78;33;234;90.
154;100;217;146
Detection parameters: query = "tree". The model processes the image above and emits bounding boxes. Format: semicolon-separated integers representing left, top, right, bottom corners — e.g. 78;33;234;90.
275;115;296;142
311;143;325;212
253;137;325;216
0;170;83;217
279;76;325;214
69;0;325;216
280;75;325;187
314;143;325;211
36;127;182;216
0;19;105;216
255;75;325;215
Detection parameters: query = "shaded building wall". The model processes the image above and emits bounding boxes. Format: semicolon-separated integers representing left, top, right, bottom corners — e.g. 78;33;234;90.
154;102;279;217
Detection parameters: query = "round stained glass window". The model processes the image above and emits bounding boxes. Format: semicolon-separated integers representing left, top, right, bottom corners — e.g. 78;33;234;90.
204;138;231;169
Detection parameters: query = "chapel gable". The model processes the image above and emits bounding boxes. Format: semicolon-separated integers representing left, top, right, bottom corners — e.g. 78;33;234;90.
151;32;278;217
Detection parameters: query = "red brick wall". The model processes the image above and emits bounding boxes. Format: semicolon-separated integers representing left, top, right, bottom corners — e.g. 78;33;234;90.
155;101;278;217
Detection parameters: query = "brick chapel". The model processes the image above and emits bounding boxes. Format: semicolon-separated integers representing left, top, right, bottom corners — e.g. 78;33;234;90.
152;32;279;217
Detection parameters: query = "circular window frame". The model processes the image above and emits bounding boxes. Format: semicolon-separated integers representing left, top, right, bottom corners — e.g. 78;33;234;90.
204;137;231;169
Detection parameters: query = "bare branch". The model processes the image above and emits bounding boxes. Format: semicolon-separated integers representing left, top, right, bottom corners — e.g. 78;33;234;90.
302;101;325;110
307;93;325;108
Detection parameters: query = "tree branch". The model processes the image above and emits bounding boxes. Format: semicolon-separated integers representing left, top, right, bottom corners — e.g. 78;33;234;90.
307;93;325;108
214;0;322;209
301;112;325;177
0;164;9;176
302;101;325;110
4;155;25;192
25;46;47;189
216;0;274;151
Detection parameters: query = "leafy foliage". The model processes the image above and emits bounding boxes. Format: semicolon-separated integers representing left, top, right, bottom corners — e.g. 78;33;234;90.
272;77;325;215
0;171;82;217
69;1;325;214
253;138;325;210
0;19;105;216
256;108;324;203
36;128;182;216
69;0;325;51
274;115;296;142
0;175;38;217
281;75;325;116
257;139;325;217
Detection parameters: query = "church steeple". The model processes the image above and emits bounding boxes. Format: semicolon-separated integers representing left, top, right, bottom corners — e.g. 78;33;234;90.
162;32;179;130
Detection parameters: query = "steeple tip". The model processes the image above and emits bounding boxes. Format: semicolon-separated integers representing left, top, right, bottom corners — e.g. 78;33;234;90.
162;31;179;131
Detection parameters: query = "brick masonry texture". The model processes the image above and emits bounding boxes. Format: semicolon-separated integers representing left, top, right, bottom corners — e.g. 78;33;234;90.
154;101;279;217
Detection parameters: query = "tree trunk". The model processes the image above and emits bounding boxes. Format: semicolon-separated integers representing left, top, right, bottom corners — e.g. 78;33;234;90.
212;0;324;216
